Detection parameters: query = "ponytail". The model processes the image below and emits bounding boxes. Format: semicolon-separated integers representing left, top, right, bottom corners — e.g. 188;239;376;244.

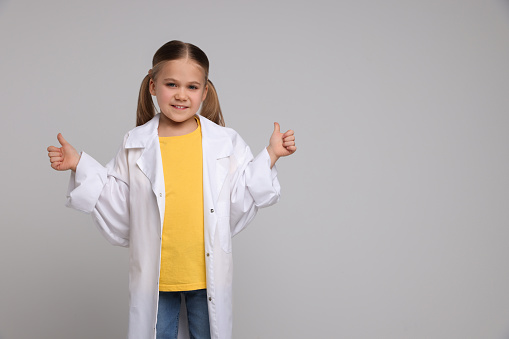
136;74;156;127
201;79;225;127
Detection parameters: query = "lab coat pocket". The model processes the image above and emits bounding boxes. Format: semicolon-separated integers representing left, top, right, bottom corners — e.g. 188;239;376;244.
216;201;232;253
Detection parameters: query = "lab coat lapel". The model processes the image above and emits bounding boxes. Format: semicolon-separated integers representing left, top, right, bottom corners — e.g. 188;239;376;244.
199;115;233;205
199;115;233;250
137;139;165;226
125;115;165;229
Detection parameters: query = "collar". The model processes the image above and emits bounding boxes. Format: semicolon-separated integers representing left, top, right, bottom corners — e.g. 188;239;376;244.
125;113;232;158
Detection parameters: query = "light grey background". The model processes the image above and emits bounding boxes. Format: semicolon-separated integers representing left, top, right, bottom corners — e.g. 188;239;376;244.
1;0;509;338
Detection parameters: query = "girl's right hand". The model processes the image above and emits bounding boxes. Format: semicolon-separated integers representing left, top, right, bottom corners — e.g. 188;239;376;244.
47;133;81;172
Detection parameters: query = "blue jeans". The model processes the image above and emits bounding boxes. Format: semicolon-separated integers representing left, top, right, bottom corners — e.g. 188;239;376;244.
156;289;211;339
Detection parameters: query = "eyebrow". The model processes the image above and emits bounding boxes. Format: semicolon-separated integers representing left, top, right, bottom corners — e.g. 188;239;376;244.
163;78;202;85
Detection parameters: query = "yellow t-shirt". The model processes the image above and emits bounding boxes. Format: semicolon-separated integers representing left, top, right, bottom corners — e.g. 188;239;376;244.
158;117;206;291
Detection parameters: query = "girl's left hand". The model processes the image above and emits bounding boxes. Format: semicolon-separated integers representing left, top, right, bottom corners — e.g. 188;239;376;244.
267;122;296;167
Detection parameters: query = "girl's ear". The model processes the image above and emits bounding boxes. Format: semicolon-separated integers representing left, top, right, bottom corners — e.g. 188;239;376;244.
149;79;156;96
202;84;208;102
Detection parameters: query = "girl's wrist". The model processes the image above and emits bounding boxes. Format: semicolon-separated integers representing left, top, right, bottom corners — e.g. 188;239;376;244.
71;153;81;172
266;146;279;169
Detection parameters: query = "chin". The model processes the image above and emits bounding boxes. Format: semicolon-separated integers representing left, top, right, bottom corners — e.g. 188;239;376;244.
161;112;195;124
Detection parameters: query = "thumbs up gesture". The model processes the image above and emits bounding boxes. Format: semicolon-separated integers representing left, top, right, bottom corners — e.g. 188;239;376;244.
47;133;81;172
266;122;296;168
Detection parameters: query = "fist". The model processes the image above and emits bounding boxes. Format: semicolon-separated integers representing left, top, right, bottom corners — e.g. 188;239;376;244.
266;122;296;167
47;133;81;172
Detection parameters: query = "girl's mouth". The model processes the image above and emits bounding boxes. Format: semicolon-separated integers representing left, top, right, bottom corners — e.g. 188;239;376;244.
172;105;188;110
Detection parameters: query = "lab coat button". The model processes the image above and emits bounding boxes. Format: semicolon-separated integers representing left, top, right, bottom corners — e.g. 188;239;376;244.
210;209;214;213
209;297;212;301
159;193;162;197
206;253;210;257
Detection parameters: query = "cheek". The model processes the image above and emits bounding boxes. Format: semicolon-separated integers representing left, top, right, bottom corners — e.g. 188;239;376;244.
199;90;208;102
190;92;204;103
156;88;172;100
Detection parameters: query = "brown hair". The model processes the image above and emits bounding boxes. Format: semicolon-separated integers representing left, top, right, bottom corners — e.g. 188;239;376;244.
136;40;224;127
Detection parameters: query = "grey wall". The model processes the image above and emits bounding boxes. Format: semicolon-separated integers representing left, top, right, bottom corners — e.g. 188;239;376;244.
1;0;509;338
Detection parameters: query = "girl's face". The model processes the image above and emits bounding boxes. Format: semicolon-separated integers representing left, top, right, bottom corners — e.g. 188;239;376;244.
149;58;208;129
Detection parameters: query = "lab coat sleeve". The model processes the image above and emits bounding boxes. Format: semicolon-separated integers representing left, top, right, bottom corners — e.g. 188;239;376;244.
65;136;130;247
229;133;281;237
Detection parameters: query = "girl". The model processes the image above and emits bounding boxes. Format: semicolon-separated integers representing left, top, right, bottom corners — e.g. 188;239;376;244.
47;40;296;339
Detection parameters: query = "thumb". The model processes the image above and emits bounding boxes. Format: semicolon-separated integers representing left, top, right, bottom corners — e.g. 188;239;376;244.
273;122;280;133
57;133;69;146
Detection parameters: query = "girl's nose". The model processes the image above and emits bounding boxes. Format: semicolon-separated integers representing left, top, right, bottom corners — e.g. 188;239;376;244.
175;88;188;100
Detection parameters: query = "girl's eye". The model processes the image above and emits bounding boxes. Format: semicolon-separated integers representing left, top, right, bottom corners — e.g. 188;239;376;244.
166;83;177;87
189;85;198;90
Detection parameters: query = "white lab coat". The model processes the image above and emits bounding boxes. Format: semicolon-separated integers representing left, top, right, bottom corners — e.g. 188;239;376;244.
66;113;280;339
